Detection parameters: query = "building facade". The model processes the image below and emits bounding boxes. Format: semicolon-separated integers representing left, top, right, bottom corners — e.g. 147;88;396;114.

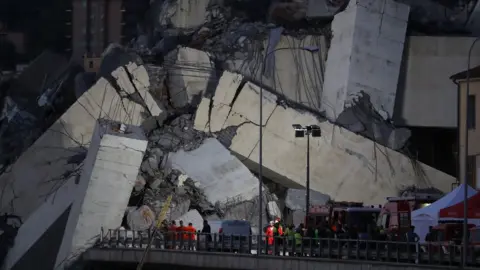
71;0;124;63
451;66;480;189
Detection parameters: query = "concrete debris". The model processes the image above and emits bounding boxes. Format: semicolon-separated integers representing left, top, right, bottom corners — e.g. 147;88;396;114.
267;201;282;219
165;47;214;108
167;199;191;221
154;0;210;31
285;188;330;211
134;175;147;192
3;1;468;266
165;138;258;205
149;114;206;152
126;205;155;231
195;71;455;204
336;91;411;150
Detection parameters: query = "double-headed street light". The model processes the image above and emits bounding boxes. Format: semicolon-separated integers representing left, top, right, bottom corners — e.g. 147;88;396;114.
257;44;320;255
292;124;321;213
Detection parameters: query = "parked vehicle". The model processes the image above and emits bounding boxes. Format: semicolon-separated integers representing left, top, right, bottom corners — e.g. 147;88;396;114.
307;201;380;233
207;220;252;253
377;195;441;240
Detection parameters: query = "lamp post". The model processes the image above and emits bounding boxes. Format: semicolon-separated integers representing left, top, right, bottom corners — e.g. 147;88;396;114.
292;124;322;213
463;37;480;267
257;45;320;255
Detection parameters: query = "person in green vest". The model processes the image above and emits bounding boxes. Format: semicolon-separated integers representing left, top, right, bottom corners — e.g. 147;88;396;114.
294;223;304;246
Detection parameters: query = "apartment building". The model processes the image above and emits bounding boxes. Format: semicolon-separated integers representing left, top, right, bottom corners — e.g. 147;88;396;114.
451;65;480;189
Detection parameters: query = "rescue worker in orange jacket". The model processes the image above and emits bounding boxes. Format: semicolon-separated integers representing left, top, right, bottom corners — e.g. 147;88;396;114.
177;220;188;241
168;220;178;249
186;222;197;241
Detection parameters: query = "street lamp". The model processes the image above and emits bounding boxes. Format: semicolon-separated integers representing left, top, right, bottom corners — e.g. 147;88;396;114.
463;37;480;267
291;124;322;213
257;45;320;255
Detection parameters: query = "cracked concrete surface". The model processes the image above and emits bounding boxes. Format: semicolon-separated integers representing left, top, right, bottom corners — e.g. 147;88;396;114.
322;0;409;120
0;63;159;221
195;71;455;204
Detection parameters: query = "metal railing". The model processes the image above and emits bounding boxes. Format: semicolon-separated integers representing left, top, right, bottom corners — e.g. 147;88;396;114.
94;229;480;267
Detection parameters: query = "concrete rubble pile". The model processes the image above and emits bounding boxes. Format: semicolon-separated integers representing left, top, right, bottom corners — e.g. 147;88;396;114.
1;0;462;268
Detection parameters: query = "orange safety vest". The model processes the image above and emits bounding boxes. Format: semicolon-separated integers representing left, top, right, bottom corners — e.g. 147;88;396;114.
186;226;196;240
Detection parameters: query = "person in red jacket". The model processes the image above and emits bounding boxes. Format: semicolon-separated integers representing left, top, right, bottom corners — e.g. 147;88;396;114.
167;221;178;249
266;220;275;254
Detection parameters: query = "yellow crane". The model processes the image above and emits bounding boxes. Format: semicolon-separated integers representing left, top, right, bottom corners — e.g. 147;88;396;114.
136;194;173;270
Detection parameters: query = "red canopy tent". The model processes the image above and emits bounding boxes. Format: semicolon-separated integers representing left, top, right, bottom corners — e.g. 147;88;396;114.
439;192;480;219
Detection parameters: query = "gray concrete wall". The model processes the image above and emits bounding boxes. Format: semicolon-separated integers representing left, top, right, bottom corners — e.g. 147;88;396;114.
83;249;464;270
394;36;480;128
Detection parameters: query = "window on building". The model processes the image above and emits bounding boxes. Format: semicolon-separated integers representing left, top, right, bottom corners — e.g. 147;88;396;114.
467;155;476;187
468;95;476;129
88;61;94;69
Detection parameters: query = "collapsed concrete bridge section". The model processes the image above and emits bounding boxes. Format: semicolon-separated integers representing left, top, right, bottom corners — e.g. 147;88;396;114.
194;71;455;204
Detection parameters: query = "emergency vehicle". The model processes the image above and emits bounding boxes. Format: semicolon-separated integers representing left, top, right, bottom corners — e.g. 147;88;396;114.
376;194;442;238
306;201;380;233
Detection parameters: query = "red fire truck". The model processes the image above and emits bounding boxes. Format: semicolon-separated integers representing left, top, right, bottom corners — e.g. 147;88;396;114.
376;194;442;238
306;201;380;233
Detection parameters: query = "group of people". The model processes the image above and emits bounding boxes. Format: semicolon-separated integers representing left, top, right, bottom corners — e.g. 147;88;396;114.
265;217;364;248
159;220;213;249
161;220;197;244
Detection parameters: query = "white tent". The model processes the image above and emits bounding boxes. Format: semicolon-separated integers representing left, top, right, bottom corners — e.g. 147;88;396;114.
411;184;477;243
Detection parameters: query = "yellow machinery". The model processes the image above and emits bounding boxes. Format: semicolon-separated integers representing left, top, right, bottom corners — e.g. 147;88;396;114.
136;194;173;270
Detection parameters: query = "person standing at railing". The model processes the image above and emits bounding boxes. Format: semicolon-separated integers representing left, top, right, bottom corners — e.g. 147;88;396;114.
177;220;188;249
168;221;178;249
266;221;276;254
294;224;304;249
186;222;196;250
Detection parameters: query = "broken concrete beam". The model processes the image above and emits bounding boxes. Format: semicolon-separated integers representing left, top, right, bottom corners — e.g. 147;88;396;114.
112;62;167;123
164;138;258;205
267;201;282;219
55;119;148;268
194;73;456;204
0;64;153;220
322;0;409;120
166;47;214;108
5;120;148;270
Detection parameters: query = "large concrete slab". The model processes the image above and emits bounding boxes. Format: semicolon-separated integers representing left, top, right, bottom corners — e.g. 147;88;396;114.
0;63;158;220
165;138;258;205
55;119;148;268
194;72;456;204
322;0;409;120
